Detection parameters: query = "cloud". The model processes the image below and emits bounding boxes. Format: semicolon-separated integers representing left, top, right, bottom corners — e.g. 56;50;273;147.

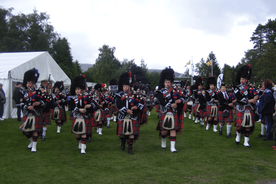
1;0;276;74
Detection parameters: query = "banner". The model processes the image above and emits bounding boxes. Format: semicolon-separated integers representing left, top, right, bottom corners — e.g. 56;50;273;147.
217;74;223;90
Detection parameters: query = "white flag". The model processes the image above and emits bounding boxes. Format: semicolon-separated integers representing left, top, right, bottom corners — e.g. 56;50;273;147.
217;74;224;90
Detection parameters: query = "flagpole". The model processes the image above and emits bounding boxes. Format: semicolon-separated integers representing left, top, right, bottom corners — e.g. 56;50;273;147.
211;59;213;76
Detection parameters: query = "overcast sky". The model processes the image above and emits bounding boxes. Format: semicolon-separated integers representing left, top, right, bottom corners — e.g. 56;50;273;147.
1;0;276;74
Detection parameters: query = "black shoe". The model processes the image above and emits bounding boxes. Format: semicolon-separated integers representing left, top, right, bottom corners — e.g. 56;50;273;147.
121;144;125;150
87;137;91;143
256;134;265;138
235;141;239;145
107;125;110;129
227;134;231;138
128;148;133;154
219;130;222;135
42;136;45;141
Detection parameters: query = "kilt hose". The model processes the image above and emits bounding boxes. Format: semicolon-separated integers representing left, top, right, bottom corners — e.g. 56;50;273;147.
22;112;43;133
116;119;140;140
43;112;52;125
156;110;183;134
234;106;255;130
71;117;92;135
217;110;234;123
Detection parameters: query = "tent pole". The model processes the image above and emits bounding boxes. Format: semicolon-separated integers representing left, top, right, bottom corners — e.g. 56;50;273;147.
8;71;12;119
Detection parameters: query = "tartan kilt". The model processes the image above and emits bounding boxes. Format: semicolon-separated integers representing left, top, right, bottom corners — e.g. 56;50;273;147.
111;105;117;113
52;107;67;122
192;103;199;114
71;118;92;135
156;111;182;132
234;106;255;127
205;104;218;118
156;105;160;113
22;113;43;133
116;119;140;140
198;109;206;118
89;115;97;127
140;104;148;125
148;105;153;111
183;102;187;112
43;112;52;125
217;110;234;123
93;109;106;123
107;108;113;118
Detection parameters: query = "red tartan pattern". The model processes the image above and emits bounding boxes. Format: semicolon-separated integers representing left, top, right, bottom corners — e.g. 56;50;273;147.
198;109;206;118
22;113;43;133
93;109;106;124
107;108;113;117
148;105;153;111
111;105;117;113
43;112;52;125
156;105;160;113
183;102;187;112
52;107;67;123
205;104;218;118
192;103;199;114
217;110;234;123
71;118;92;135
140;101;148;125
156;110;182;133
116;119;140;140
234;106;255;127
177;112;185;134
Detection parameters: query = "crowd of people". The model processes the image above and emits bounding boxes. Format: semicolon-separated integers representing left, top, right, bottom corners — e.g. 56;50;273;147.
13;64;276;154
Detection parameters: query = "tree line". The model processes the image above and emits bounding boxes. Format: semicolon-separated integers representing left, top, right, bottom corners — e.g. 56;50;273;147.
1;7;275;89
0;8;82;79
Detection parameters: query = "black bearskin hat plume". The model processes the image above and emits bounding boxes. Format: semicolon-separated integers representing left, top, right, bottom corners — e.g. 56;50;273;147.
70;74;86;95
118;71;133;91
235;64;251;85
195;77;203;87
94;83;102;91
23;68;39;88
205;77;216;90
109;78;118;85
158;67;174;89
53;81;64;92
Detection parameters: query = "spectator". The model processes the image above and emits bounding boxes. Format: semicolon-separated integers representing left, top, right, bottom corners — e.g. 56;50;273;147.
12;82;23;122
258;79;275;141
0;83;6;121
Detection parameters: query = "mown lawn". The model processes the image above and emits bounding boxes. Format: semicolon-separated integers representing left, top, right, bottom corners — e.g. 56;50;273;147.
0;109;275;184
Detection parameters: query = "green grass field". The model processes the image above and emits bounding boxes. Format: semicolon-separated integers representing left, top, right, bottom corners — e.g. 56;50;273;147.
0;109;276;184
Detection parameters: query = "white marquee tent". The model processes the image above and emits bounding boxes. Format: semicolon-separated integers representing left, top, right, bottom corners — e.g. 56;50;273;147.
0;51;71;119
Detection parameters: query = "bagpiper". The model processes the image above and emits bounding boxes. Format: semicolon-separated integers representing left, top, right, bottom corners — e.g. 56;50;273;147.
70;74;94;154
20;68;44;153
205;77;219;132
217;83;235;137
156;67;184;153
52;81;67;133
234;64;258;147
115;70;145;154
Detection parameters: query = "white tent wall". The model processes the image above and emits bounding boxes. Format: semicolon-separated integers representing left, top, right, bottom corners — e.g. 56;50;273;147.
0;51;71;119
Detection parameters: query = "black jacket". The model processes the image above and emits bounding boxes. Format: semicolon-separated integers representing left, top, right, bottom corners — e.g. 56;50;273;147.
12;87;23;104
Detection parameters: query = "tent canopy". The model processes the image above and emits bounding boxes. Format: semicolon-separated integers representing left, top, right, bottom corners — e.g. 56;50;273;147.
0;51;71;119
0;51;70;85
